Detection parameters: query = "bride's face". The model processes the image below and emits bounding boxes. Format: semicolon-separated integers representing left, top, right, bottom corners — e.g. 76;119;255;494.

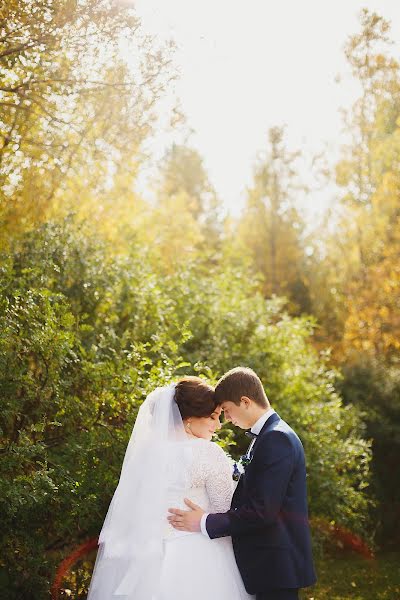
187;406;222;440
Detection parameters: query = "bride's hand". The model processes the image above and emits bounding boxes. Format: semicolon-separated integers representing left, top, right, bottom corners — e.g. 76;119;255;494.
167;498;205;532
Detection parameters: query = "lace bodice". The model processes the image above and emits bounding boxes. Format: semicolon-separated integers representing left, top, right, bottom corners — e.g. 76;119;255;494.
163;439;234;539
188;439;234;511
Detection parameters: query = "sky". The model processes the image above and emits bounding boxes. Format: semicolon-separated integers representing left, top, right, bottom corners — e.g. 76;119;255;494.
132;0;400;222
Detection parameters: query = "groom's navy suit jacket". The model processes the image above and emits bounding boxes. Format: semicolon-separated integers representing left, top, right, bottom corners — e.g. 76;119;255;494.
206;413;316;595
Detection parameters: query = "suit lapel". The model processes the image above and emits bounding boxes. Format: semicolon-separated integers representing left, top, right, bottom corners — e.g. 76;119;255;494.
250;412;280;456
231;412;281;500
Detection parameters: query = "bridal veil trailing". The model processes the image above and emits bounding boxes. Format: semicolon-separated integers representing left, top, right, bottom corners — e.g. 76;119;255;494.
87;384;188;599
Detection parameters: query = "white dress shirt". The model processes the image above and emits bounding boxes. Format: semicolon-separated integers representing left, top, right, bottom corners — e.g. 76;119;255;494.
200;407;276;537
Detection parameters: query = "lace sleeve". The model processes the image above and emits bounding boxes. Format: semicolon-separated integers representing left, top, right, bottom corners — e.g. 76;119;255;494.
205;442;234;513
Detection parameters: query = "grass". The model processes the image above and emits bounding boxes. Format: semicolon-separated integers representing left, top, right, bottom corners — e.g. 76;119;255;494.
61;549;400;599
300;552;400;600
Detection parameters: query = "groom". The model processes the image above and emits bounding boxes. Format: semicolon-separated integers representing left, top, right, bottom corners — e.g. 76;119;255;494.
168;367;316;600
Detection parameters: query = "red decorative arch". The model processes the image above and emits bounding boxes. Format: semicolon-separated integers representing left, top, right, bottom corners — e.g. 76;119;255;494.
51;537;98;600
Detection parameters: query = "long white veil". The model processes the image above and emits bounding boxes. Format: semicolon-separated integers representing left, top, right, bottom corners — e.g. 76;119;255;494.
87;384;188;599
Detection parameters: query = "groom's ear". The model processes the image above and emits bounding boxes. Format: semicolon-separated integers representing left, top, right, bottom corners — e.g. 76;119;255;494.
241;396;252;409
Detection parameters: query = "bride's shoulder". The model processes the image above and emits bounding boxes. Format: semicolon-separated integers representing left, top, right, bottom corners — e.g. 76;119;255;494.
189;438;228;460
198;439;229;460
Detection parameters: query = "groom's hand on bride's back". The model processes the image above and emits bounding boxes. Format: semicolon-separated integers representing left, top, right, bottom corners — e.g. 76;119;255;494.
167;498;204;532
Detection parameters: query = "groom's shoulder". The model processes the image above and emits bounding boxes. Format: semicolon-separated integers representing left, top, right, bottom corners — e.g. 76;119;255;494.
273;416;294;435
277;418;306;455
263;416;304;451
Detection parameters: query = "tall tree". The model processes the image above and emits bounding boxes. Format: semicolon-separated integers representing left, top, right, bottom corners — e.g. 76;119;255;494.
311;10;400;360
0;0;174;238
157;144;218;220
338;9;398;206
308;11;400;547
237;127;310;313
149;143;222;269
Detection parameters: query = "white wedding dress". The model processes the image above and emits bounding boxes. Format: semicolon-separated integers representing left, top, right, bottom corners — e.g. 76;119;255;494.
87;385;254;600
156;437;254;600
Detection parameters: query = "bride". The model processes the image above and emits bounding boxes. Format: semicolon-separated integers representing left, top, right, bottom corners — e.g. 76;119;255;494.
87;376;253;599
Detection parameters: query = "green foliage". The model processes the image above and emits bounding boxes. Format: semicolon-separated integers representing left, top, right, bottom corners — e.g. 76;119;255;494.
0;4;394;598
171;273;372;535
0;216;373;598
306;11;400;550
0;220;189;598
0;287;76;596
339;358;400;548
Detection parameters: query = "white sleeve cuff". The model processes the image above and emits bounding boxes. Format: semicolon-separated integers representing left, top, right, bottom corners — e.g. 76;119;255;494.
200;513;210;537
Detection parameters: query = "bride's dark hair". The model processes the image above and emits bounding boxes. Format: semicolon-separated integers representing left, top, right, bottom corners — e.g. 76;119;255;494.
174;376;216;419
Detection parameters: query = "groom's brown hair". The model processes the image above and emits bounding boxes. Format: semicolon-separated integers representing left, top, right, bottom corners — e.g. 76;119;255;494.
214;367;268;408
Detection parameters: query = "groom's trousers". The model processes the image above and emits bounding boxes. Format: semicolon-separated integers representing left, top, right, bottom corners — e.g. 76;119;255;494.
256;589;299;600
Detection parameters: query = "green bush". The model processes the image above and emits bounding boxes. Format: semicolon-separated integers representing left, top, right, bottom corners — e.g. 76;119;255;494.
0;217;373;598
339;358;400;548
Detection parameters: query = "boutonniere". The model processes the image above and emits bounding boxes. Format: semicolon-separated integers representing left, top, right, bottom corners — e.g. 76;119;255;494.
241;450;256;474
225;453;245;481
232;461;243;481
240;454;253;469
231;454;254;481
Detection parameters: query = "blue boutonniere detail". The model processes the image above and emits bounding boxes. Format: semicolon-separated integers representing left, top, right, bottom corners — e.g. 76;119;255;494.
232;462;242;481
225;450;254;481
240;453;253;469
231;454;253;481
226;453;244;481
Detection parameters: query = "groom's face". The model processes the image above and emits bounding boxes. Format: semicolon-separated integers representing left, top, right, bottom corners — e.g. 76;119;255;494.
220;399;251;429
